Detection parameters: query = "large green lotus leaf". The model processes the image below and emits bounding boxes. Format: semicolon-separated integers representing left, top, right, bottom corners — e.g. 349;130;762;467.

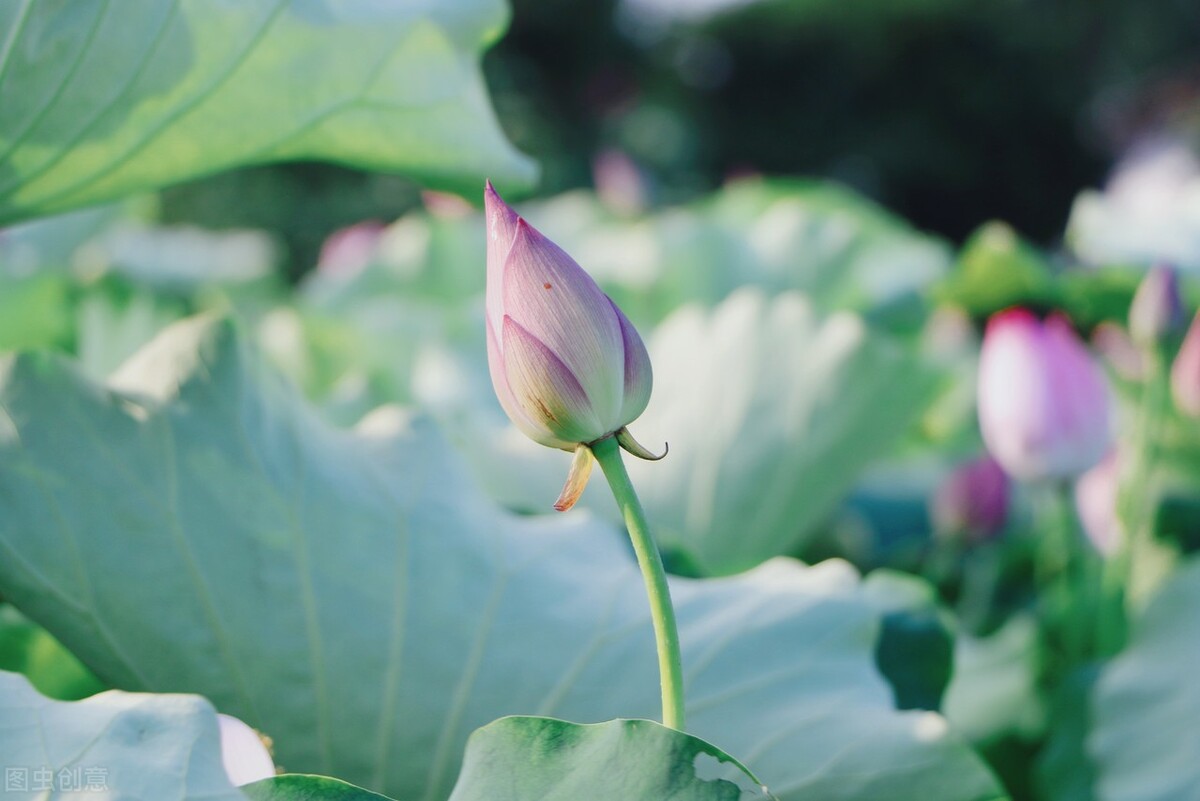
0;0;534;225
0;317;1001;801
0;605;106;700
0;669;243;801
942;615;1043;745
245;775;398;801
448;717;768;801
1090;557;1200;801
604;289;941;574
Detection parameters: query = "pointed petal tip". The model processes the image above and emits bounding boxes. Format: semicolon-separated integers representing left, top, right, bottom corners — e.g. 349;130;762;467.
553;445;595;512
617;427;667;461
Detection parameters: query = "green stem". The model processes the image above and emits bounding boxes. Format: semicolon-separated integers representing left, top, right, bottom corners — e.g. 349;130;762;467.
590;435;686;730
1116;349;1167;610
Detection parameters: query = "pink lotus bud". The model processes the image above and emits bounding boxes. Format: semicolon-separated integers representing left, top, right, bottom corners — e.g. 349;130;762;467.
1074;450;1122;556
317;220;385;278
1129;264;1185;348
1091;321;1146;382
1172;309;1200;417
217;713;275;786
484;182;661;509
978;309;1112;481
930;455;1010;542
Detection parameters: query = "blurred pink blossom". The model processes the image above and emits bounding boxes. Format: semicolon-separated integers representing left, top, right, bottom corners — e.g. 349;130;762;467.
978;308;1112;481
317;220;385;278
1074;451;1122;556
1172;309;1200;417
931;455;1010;542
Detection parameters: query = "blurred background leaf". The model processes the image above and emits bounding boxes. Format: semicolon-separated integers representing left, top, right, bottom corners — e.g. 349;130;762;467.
0;0;535;225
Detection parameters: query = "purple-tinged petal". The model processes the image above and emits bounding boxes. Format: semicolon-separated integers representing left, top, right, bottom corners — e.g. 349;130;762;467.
502;315;606;445
1044;313;1111;474
486;321;574;450
1172;310;1200;417
979;309;1057;480
1075;451;1122;556
978;308;1111;481
930;455;1009;542
484;181;521;338
610;298;653;425
502;219;625;428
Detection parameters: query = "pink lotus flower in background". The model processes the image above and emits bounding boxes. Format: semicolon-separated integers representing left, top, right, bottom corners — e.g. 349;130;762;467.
1091;321;1146;382
317;220;385;278
978;309;1111;482
484;181;662;509
1173;309;1200;417
930;455;1010;542
1074;451;1122;556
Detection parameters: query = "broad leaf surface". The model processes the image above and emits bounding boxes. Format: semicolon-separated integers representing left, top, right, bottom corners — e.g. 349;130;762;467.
245;775;398;801
0;0;534;224
0;669;242;801
448;717;769;801
0;317;1002;801
0;605;105;700
603;289;941;574
1090;557;1200;801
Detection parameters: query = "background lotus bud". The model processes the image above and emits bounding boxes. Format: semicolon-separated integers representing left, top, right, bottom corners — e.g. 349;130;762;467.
485;182;659;509
1074;451;1122;556
1172;309;1200;417
217;713;276;786
1091;321;1145;381
930;455;1010;542
1129;264;1185;348
978;308;1112;481
316;220;384;278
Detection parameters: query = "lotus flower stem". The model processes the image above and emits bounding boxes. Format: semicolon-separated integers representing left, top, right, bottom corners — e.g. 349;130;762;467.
590;434;685;730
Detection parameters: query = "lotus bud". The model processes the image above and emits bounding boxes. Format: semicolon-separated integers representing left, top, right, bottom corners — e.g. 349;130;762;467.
930;455;1009;542
217;713;275;786
1074;451;1122;557
978;308;1111;482
1172;309;1200;417
484;182;663;510
316;220;384;278
1129;264;1185;348
1091;321;1145;382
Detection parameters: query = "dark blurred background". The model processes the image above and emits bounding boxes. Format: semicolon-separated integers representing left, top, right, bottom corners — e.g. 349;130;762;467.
163;0;1200;275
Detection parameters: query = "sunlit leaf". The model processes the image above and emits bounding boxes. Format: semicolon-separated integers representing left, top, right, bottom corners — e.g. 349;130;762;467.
0;0;535;224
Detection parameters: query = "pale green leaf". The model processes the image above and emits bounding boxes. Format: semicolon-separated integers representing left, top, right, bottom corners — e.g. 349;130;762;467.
0;669;243;801
1090;557;1200;801
605;289;941;574
0;316;1001;801
448;717;770;801
0;0;535;225
245;775;398;801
